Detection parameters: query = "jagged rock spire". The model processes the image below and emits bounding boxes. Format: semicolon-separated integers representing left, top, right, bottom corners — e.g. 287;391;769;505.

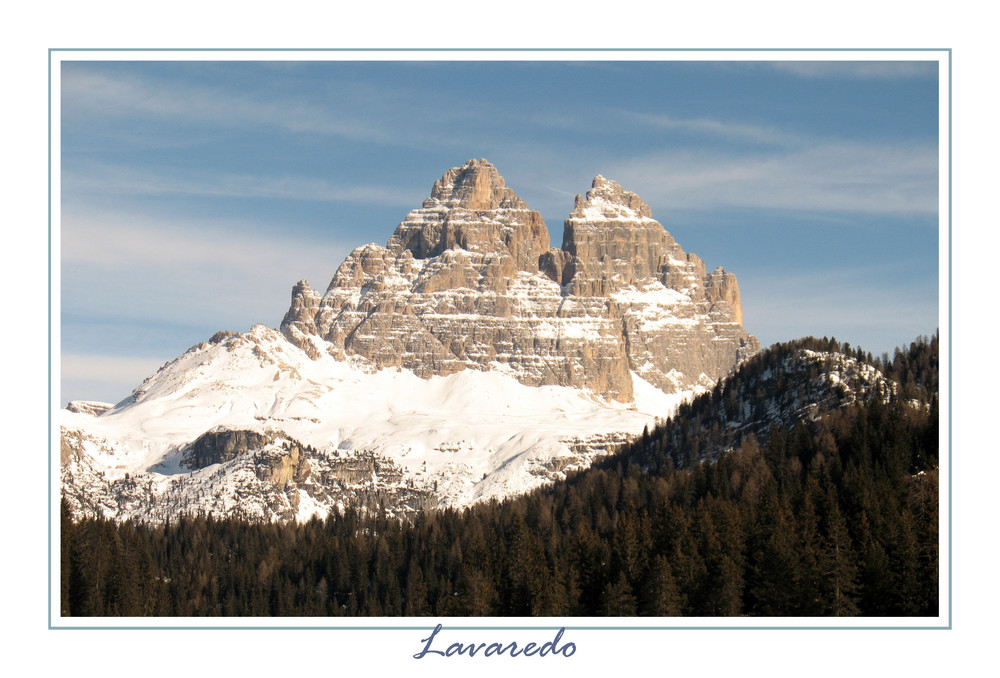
428;158;528;210
281;160;759;402
570;175;654;220
386;159;550;273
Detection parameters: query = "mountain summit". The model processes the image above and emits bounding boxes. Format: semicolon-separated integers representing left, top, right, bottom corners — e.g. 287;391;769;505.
62;160;760;522
282;159;759;402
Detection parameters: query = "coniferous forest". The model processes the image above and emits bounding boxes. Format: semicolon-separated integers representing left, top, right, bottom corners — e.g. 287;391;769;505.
60;335;939;617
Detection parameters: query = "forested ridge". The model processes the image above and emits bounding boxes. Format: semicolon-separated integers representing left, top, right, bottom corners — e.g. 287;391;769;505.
61;334;939;617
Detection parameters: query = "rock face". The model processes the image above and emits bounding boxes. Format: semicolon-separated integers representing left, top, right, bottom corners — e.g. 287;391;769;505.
181;428;311;486
183;428;274;470
282;159;758;401
59;159;763;525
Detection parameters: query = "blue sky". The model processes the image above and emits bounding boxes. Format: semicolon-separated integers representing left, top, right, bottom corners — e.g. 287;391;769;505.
59;57;941;404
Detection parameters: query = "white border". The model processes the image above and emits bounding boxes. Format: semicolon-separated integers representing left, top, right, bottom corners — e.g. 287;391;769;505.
49;48;951;631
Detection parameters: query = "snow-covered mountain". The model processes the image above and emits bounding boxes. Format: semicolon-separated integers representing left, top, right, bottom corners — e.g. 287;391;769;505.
282;159;758;401
61;325;686;522
61;159;760;523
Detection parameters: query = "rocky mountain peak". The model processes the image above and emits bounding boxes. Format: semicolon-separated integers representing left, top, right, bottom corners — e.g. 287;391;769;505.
561;174;677;294
382;159;549;273
61;159;764;525
282;159;759;403
571;175;654;221
427;158;527;211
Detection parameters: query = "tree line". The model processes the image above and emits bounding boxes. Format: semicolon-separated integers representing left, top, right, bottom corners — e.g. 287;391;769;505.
60;335;938;617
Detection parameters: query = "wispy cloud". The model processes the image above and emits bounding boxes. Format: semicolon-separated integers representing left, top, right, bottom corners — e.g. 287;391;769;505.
604;142;938;215
743;267;939;354
767;61;938;79
617;111;808;147
61;209;353;331
61;66;503;154
61;353;168;405
63;162;423;207
62;68;396;144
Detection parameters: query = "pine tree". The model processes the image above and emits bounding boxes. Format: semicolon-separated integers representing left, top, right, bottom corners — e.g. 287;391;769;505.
602;572;638;616
747;492;802;615
820;499;860;616
404;560;431;616
639;555;682;616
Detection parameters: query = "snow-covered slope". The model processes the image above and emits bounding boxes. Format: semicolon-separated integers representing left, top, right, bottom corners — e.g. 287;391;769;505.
60;159;763;524
61;325;691;523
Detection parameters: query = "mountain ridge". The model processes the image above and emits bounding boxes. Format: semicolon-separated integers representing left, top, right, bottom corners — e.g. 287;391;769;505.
60;331;917;524
59;334;939;617
281;158;758;402
61;159;762;523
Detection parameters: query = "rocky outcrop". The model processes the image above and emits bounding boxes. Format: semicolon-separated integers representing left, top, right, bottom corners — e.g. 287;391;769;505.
65;401;114;417
61;428;88;465
183;428;274;470
182;428;312;487
59;160;763;525
385;159;550;273
255;442;310;487
282;159;758;401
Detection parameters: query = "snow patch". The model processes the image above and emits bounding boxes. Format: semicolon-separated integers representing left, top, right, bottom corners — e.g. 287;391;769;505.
62;327;693;522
